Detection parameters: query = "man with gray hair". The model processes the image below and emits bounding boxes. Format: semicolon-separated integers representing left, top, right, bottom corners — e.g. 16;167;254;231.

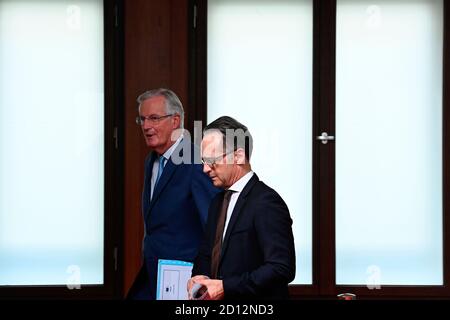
127;88;220;300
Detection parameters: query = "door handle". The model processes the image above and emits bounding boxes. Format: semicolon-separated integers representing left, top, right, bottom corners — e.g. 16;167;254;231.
316;132;335;144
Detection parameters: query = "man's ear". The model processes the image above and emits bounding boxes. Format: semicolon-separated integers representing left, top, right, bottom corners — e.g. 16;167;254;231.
235;148;247;165
172;114;181;129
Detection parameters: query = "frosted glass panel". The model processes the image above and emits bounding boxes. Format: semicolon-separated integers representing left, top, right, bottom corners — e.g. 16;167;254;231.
336;0;443;285
0;0;104;285
208;0;312;284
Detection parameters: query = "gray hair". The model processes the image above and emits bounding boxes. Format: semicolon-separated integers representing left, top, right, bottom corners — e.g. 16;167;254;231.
137;88;185;129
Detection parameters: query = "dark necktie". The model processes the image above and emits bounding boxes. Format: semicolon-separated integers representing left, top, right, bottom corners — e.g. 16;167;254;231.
211;190;233;279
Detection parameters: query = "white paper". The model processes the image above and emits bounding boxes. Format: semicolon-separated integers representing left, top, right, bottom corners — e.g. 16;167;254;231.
156;259;193;300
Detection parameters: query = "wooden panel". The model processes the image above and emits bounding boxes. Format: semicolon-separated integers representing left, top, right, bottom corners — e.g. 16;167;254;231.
123;0;189;296
443;0;450;294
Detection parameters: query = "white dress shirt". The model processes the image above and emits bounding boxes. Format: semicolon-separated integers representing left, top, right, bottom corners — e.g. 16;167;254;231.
150;135;184;200
223;171;254;239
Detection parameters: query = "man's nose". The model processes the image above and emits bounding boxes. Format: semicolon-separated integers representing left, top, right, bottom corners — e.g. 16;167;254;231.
203;163;211;174
142;120;153;131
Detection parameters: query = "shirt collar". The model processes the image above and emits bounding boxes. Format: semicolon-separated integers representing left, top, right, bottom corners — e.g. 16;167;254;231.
228;171;254;193
161;134;184;160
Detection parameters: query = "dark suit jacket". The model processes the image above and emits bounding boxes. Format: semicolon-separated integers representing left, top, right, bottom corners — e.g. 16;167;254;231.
128;140;220;300
192;174;296;300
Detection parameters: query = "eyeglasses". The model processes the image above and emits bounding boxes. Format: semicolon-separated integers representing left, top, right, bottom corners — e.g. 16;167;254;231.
201;150;234;167
136;114;174;125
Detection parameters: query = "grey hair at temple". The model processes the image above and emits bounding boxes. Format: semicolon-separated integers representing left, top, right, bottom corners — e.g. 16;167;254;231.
137;88;185;129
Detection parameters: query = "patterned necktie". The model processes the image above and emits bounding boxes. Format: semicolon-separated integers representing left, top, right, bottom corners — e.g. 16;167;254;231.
155;155;166;187
211;190;234;279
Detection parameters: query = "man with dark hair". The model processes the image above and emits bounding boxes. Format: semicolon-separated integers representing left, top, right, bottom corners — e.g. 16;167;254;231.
188;116;295;300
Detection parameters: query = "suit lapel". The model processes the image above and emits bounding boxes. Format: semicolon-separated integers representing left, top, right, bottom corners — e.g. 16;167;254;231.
145;142;184;221
220;174;259;263
143;152;158;215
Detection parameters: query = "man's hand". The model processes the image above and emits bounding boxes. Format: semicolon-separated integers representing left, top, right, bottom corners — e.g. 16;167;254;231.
187;275;209;299
195;279;224;300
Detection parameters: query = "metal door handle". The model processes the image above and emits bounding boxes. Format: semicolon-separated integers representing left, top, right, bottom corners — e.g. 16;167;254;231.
316;132;335;144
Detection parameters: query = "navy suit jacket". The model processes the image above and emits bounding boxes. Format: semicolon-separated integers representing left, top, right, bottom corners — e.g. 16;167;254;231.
128;140;220;300
192;174;296;300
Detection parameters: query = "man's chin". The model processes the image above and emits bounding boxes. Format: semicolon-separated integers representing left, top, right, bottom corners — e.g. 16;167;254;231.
145;139;158;148
211;179;223;188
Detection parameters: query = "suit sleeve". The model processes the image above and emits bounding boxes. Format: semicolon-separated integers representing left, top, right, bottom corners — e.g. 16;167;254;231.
191;164;221;227
141;153;154;216
191;195;220;277
222;190;296;297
